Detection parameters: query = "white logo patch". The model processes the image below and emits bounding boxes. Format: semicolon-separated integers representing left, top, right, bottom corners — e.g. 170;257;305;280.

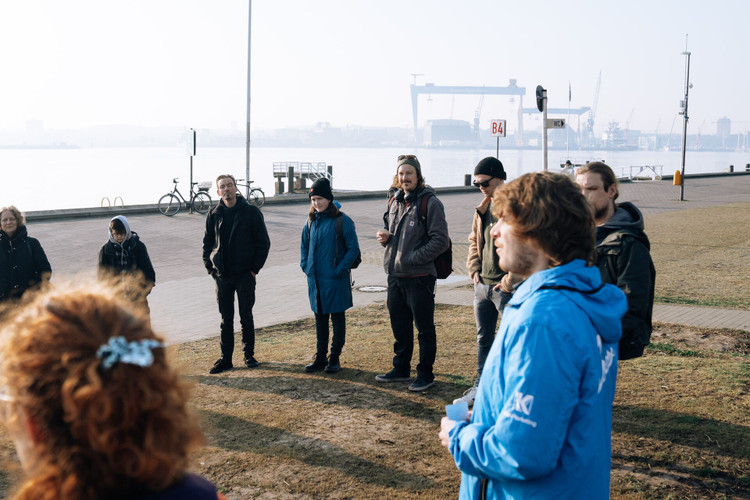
598;335;616;393
513;391;534;415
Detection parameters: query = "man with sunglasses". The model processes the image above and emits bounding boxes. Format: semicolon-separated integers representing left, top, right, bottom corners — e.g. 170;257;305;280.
453;157;520;407
375;154;450;392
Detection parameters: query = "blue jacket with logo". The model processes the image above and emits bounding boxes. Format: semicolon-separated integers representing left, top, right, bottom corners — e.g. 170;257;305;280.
448;259;627;499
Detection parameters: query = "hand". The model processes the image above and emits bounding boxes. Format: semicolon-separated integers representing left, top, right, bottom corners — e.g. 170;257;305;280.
376;230;390;244
439;416;457;448
472;272;480;285
492;282;503;291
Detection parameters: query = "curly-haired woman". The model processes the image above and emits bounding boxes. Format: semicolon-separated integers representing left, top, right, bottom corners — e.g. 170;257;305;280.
0;282;226;500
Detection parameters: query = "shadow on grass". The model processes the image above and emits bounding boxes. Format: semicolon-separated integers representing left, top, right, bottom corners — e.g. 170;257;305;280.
196;363;465;423
614;405;750;461
199;409;437;492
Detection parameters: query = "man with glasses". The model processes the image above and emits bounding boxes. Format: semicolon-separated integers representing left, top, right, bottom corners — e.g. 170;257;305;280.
375;154;450;392
453;157;519;407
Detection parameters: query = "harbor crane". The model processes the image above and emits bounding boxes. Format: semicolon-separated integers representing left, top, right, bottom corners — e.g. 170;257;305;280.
584;71;602;145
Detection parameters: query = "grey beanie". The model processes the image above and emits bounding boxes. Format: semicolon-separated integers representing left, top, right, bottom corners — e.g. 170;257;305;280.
397;155;422;176
474;157;506;180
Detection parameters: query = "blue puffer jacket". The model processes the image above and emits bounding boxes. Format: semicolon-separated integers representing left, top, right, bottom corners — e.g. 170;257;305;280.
300;209;360;314
449;259;627;500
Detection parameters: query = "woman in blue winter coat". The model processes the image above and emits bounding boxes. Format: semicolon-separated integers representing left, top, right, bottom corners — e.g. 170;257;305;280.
300;178;360;374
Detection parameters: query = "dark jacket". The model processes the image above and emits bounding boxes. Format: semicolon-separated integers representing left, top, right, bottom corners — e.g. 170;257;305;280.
98;217;156;286
136;473;220;500
382;186;450;277
0;226;51;300
301;209;359;314
203;196;270;277
595;201;656;359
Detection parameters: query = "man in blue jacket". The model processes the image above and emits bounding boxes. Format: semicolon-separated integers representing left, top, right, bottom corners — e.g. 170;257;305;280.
439;172;627;499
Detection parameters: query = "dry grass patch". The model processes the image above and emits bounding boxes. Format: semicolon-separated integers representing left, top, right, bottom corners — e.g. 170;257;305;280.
647;202;750;309
1;308;748;499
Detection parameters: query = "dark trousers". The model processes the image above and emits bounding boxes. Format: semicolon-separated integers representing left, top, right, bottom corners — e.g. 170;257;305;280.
215;272;256;360
386;275;437;381
314;312;346;357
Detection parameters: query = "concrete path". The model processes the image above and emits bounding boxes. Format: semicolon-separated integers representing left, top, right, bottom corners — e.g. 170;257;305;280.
23;174;750;347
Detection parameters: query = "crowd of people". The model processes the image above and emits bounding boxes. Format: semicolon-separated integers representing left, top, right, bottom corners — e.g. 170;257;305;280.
0;159;655;499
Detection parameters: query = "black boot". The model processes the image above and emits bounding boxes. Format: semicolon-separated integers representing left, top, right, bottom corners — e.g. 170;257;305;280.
325;354;340;373
305;353;327;373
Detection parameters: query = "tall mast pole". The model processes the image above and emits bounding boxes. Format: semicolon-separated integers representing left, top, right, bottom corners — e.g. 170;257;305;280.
679;35;691;202
245;1;252;198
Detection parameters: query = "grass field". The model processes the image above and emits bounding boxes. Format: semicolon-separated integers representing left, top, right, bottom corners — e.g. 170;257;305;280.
0;203;748;499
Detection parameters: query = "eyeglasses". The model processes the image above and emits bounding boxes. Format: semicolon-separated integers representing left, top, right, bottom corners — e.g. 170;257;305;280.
472;179;493;188
398;154;417;161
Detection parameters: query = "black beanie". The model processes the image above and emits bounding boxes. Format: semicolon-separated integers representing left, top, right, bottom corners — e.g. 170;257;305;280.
474;157;506;180
308;177;334;200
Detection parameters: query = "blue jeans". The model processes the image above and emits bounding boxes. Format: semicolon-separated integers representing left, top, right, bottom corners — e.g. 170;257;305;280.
387;275;437;381
215;272;256;360
473;281;510;379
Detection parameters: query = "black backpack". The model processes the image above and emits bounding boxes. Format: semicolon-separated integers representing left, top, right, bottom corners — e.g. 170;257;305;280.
386;193;452;279
307;213;361;270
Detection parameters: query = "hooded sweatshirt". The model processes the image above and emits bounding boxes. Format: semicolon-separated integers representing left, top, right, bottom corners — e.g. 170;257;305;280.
595;201;655;357
449;259;627;499
98;216;156;285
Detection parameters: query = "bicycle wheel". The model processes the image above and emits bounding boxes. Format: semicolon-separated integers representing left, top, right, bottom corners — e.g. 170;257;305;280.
158;193;181;216
192;191;212;214
249;188;265;208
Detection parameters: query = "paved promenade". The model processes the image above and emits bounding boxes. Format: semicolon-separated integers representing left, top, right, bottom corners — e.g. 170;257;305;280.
26;174;750;347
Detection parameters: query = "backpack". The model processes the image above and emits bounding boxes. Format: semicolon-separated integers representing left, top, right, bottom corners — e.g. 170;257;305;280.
307;213;361;270
386;193;452;279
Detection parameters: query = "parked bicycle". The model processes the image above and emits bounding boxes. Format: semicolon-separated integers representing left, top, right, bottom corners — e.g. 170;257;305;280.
235;178;265;208
158;178;213;216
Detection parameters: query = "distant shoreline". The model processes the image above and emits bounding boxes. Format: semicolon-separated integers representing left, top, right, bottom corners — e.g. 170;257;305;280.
0;144;80;150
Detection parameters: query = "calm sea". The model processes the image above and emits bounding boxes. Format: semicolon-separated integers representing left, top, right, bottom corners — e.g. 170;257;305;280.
3;146;748;212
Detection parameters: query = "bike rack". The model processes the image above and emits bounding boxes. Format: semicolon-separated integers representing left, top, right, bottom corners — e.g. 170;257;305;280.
100;196;125;208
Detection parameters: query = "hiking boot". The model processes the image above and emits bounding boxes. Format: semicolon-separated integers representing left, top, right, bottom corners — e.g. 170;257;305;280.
244;356;260;368
305;354;327;373
408;377;434;392
452;386;477;407
374;369;410;383
324;355;340;374
209;358;233;374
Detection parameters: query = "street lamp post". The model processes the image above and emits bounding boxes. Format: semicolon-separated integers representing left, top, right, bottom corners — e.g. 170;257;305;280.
679;38;692;202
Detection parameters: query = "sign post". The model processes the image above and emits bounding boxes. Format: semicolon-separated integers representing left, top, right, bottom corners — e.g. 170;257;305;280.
186;128;196;213
490;119;506;159
536;86;548;171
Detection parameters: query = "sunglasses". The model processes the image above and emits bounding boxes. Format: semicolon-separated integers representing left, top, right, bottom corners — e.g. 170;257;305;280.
472;179;494;188
398;154;417;161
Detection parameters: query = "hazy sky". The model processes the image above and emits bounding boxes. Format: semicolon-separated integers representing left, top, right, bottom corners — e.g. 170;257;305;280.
1;0;748;137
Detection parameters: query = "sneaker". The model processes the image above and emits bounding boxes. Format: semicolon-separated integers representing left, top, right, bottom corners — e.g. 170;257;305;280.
408;378;434;392
375;369;410;383
209;358;233;374
324;355;340;374
244;356;260;368
453;386;477;407
305;354;327;373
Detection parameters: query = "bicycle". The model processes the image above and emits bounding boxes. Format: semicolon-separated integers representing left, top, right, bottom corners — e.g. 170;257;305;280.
158;178;213;216
235;178;265;208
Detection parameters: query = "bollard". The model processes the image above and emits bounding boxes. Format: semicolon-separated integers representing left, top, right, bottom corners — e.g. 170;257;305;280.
464;174;472;186
729;165;734;173
287;166;294;194
673;170;682;186
746;163;750;172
